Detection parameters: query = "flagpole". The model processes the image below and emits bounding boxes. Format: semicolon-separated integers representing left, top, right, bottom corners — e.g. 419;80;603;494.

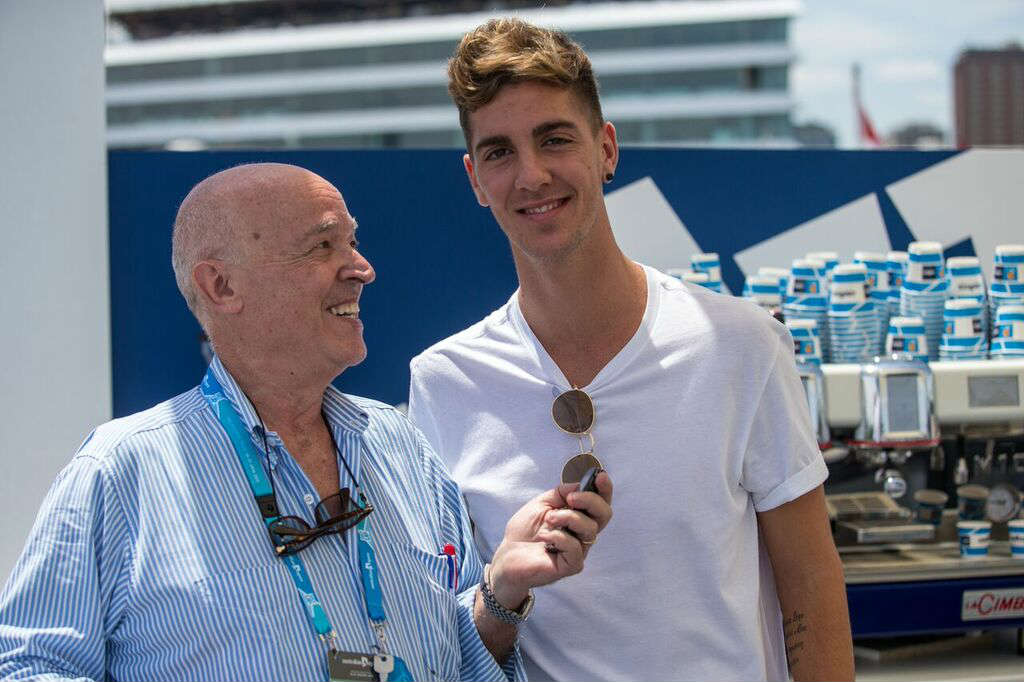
853;63;862;147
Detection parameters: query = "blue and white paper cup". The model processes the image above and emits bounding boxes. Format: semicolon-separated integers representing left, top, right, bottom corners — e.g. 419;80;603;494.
887;251;908;320
829;265;876;363
1010;519;1024;560
787;318;822;365
785;258;830;362
901;241;948;361
855;254;890;353
758;267;790;299
807;251;839;283
886;316;929;362
947;256;988;339
994;244;1024;286
940;298;988;360
744;275;783;315
957;520;992;558
691;253;722;293
992;304;1024;358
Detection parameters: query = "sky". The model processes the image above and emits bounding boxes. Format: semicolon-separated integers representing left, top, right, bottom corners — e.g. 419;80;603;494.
790;0;1024;148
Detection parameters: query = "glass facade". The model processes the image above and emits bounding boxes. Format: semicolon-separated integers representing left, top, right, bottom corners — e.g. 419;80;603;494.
106;15;794;148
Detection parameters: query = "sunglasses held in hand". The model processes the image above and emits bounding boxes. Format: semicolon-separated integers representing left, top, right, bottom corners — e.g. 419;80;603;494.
552;388;603;485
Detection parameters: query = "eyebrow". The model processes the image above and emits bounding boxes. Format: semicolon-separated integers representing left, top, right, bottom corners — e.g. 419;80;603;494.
473;119;580;156
297;216;358;244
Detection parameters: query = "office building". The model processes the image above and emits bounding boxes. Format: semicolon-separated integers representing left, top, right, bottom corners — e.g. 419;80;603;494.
953;43;1024;147
105;0;799;149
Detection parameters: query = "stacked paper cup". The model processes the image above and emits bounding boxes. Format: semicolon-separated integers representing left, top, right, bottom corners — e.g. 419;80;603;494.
887;316;929;362
784;258;830;362
940;298;988;360
829;263;878;363
787;318;822;365
947;256;989;338
691;253;723;293
991;305;1024;358
807;251;839;285
990;245;1024;335
886;251;909;321
676;270;716;290
665;267;689;281
758;267;790;301
855;251;890;354
901;241;948;361
743;275;783;317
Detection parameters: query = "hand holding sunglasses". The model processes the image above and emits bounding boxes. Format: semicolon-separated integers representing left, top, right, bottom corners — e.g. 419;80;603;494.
483;473;613;622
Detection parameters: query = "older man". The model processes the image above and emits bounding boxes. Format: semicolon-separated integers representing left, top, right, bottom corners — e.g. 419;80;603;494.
0;163;611;681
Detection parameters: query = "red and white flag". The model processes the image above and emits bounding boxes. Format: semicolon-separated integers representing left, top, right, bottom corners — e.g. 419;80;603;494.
853;64;883;148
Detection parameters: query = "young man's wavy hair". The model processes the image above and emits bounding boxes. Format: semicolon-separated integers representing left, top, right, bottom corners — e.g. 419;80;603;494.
448;17;605;149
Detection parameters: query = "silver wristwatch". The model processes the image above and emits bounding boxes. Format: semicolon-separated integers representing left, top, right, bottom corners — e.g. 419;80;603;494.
481;563;534;625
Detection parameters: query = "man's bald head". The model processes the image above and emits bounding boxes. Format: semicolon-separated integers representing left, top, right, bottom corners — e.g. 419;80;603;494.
171;163;329;320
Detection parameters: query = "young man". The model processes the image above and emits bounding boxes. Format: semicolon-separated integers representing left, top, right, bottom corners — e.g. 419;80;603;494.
408;19;853;682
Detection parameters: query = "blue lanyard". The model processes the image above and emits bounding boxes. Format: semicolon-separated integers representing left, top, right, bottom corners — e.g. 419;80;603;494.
200;368;391;651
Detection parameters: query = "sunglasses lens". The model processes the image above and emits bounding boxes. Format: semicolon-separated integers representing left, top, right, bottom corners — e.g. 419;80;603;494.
561;452;602;485
314;488;352;524
552;389;594;434
269;516;313;542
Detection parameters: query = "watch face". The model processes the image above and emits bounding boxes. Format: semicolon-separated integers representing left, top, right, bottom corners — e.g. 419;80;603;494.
985;483;1022;523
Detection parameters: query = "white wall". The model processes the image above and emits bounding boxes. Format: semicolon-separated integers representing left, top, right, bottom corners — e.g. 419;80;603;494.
0;0;110;581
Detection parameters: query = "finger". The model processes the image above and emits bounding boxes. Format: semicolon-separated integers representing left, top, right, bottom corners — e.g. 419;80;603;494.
543;508;599;543
566;490;613;532
535;485;573;509
535;527;584;573
594;471;613;504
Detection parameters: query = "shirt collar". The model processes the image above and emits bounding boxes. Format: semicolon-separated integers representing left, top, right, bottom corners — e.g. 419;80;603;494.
208;355;369;437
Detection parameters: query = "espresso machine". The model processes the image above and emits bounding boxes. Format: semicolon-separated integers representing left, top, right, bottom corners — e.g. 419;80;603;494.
813;356;1024;641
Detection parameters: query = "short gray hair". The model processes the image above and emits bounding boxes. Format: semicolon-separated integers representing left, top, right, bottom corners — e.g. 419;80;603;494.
170;174;234;319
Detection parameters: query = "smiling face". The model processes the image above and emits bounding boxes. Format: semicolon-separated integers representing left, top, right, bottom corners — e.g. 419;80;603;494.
226;169;375;381
463;81;618;267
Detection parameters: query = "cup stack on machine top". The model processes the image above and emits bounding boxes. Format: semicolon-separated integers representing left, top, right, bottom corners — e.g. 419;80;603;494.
900;241;948;361
886;251;908;321
690;252;723;293
742;274;783;318
990;244;1024;334
807;251;840;284
992;305;1024;358
886;316;930;362
854;251;890;354
787;318;822;365
758;267;790;302
666;267;716;290
946;256;989;337
829;263;879;363
784;258;831;362
939;298;988;360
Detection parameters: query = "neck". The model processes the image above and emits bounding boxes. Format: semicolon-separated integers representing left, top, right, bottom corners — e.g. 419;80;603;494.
215;346;328;436
514;226;647;387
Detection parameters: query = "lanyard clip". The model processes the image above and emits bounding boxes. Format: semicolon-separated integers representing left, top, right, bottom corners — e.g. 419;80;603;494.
321;630;342;652
371;621;390;655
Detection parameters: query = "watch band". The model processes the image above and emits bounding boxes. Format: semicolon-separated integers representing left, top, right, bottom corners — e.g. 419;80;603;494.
480;563;534;625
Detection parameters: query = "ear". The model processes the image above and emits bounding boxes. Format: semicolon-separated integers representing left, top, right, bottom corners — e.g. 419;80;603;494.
463;153;490;207
599;121;619;180
193;260;243;315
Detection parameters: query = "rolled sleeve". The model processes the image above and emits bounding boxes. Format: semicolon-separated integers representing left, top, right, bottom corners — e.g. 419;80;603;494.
741;327;828;512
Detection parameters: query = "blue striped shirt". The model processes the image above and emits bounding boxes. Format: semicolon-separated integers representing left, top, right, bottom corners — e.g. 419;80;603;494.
0;356;523;681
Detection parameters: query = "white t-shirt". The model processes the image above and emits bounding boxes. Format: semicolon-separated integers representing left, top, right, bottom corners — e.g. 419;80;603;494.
408;264;828;682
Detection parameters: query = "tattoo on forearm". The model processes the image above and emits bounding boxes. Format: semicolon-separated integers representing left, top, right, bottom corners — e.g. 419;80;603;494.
783;610;808;669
